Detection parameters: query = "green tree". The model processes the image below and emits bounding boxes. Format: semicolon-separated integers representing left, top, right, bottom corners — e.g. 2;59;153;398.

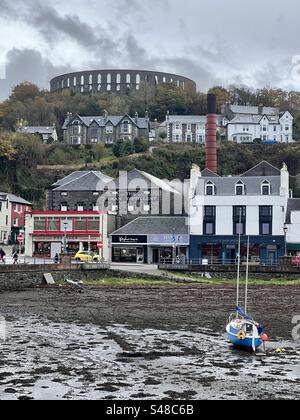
134;137;149;154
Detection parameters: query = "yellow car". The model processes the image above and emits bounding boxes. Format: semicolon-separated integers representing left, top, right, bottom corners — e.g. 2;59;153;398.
74;251;100;263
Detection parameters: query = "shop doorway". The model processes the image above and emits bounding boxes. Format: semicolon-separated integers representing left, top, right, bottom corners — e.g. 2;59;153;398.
152;249;160;264
137;248;144;264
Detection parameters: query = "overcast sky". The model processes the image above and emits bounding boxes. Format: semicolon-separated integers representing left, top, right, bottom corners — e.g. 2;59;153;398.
1;0;300;101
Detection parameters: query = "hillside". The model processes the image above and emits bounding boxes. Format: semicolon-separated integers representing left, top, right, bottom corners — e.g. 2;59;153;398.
1;141;300;208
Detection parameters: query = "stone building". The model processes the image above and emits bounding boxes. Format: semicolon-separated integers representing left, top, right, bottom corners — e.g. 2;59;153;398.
63;112;150;145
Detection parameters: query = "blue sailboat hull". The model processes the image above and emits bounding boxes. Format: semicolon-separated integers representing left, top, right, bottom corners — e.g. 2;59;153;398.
226;323;263;351
227;331;262;350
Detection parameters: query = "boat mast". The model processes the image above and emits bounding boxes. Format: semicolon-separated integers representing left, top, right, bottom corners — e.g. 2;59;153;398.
245;236;250;313
236;209;242;309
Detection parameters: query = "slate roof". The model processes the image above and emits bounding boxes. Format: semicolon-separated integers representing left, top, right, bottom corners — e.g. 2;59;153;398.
53;171;113;191
197;176;281;196
229;105;279;116
111;217;188;236
167;115;223;125
18;126;56;135
286;199;300;224
0;192;32;206
241;161;280;177
63;114;149;130
108;169;180;194
201;168;220;178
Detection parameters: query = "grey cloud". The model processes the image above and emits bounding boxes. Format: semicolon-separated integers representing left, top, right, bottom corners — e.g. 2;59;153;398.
0;48;72;101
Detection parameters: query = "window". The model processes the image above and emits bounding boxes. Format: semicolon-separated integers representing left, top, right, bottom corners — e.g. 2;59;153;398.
259;206;272;217
107;84;111;91
187;124;192;131
60;192;68;197
81;75;85;85
48;218;60;231
90;127;98;141
136;74;141;84
175;123;181;130
259;206;273;235
204;206;215;217
186;134;192;143
204;222;215;235
155;75;159;85
261;182;271;196
261;223;271;235
106;125;113;134
67;78;70;87
163;77;167;83
233;206;246;218
89;74;93;84
73;77;77;86
34;218;46;231
107;73;111;84
121;121;130;134
285;125;289;131
98;74;102;83
234;222;245;235
126;74;131;83
273;126;277;132
206;182;216;196
98;84;101;92
117;73;121;84
74;219;86;231
117;85;121;91
235;181;245;196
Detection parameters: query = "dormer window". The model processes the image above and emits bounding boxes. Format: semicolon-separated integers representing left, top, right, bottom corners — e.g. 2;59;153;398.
261;181;271;196
235;181;245;196
206;181;216;196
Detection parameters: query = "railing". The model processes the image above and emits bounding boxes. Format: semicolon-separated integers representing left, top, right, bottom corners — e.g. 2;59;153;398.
159;257;281;267
0;256;110;268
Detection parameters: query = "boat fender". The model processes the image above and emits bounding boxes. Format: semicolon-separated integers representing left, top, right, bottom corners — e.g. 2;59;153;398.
261;334;268;342
237;331;246;341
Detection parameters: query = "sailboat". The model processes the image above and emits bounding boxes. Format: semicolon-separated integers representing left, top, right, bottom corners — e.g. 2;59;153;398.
226;229;268;352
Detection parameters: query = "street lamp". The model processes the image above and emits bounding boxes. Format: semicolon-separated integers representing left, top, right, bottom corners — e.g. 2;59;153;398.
63;222;68;254
284;225;288;257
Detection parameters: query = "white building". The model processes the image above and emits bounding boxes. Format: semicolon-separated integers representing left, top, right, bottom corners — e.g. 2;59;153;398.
222;105;294;144
285;199;300;253
189;161;290;263
17;126;58;143
165;114;224;144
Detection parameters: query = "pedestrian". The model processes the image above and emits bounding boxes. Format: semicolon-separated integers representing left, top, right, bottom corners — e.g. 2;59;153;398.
0;248;6;264
54;253;60;264
13;251;19;265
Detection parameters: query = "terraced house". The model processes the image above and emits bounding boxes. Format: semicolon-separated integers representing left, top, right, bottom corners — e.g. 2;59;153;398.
63;111;150;145
0;193;32;245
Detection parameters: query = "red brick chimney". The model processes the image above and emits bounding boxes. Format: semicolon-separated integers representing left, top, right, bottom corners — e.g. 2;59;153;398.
206;94;217;173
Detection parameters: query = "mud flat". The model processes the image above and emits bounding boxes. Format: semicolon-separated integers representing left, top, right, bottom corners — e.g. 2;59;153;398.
0;284;299;400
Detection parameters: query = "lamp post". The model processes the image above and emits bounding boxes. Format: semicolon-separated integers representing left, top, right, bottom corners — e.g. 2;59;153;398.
284;225;288;257
63;222;68;254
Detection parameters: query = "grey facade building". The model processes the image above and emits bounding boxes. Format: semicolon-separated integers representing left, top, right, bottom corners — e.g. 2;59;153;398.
50;69;196;96
63;112;150;145
47;169;184;218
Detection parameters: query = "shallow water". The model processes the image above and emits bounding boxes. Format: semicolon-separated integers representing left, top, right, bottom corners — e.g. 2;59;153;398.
0;316;299;400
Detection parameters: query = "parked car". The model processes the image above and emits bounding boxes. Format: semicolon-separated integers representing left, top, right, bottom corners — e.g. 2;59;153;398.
74;251;100;263
291;255;300;266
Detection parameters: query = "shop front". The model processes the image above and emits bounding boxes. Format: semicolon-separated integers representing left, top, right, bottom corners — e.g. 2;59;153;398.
111;217;189;264
25;211;111;260
190;235;285;265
